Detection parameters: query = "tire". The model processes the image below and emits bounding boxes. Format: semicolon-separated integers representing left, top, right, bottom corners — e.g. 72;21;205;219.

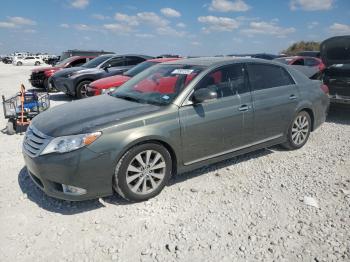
6;121;15;135
16;62;22;66
35;61;40;66
76;80;91;99
114;143;173;202
43;78;49;91
282;111;311;150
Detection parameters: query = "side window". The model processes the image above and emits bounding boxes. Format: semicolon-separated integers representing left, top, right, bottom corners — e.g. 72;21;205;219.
195;64;247;99
26;57;34;60
305;58;319;67
70;58;86;67
102;58;124;67
126;56;146;66
292;59;304;66
247;64;294;90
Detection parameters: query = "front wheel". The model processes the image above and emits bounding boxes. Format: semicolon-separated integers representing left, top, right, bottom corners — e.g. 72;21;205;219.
113;143;172;202
76;80;91;99
35;61;40;66
16;62;22;66
282;111;311;150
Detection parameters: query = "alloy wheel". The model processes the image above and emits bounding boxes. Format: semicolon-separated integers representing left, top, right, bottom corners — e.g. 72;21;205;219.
126;150;166;195
291;115;309;145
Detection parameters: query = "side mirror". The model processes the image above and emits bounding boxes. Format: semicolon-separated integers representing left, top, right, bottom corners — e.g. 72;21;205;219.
103;64;111;71
192;88;217;104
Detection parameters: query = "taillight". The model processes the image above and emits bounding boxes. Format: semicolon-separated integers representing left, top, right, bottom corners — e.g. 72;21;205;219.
321;84;329;94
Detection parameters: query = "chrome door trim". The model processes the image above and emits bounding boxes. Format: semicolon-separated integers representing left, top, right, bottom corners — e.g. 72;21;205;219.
184;134;283;166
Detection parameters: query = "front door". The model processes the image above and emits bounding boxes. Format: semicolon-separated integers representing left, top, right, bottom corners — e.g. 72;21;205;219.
179;64;254;165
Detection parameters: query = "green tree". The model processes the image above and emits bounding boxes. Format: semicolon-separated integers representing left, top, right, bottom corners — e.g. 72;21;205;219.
282;41;320;55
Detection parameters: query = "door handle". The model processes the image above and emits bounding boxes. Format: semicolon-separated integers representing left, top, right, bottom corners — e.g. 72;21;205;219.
289;95;297;100
238;105;249;112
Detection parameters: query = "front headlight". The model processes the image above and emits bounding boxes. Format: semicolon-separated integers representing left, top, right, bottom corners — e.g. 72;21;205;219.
101;87;117;94
40;132;101;155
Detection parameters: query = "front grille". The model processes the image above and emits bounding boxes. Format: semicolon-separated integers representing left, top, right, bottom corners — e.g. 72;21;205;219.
23;126;52;157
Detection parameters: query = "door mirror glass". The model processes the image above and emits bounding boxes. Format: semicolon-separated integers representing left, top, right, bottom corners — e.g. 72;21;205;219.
192;88;217;103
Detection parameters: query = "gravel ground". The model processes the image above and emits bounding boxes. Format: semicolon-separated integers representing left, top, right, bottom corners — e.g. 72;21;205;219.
0;63;349;262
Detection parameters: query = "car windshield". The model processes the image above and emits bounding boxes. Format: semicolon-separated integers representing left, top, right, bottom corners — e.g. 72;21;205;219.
81;55;113;68
111;64;204;106
124;61;158;77
55;57;76;67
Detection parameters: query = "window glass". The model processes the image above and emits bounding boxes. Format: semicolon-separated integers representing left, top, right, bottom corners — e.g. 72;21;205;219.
305;58;319;66
70;58;86;67
292;59;304;65
194;64;247;98
247;64;294;90
103;57;124;67
126;56;146;66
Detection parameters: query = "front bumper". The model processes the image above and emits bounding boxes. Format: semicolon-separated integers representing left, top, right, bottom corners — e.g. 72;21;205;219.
23;148;114;201
50;76;75;95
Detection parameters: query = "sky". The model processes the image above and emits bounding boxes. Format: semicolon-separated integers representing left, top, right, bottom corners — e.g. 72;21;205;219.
0;0;349;56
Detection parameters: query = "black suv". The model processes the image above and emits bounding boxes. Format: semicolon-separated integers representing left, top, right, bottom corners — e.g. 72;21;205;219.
50;54;153;98
321;35;350;105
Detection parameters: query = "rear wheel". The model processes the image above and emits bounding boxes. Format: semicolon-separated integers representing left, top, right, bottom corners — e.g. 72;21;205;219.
35;61;40;66
282;111;311;150
113;143;172;202
16;62;22;66
76;80;91;99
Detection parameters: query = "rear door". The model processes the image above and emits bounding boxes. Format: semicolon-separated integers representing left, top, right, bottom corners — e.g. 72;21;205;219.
246;63;298;142
102;57;128;76
179;63;254;165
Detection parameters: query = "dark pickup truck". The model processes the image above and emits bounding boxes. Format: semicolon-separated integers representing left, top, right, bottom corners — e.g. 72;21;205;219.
321;35;350;105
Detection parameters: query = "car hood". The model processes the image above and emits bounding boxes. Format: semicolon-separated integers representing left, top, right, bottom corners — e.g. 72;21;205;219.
321;35;350;67
51;66;86;78
90;75;131;89
31;94;161;137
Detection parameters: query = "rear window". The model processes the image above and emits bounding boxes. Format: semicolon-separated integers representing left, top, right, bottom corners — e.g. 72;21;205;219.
247;64;295;90
326;47;350;61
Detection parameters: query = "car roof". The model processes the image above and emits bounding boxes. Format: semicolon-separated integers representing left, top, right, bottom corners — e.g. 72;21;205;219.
162;56;279;67
147;57;182;63
110;54;154;59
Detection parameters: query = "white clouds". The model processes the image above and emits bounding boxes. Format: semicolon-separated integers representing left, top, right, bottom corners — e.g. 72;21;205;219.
176;22;186;28
191;41;201;46
70;0;89;9
290;0;334;11
135;33;155;38
114;13;139;26
241;21;296;38
137;12;169;27
74;24;94;31
307;21;319;29
8;16;36;26
103;23;133;33
0;22;16;28
60;23;70;28
198;16;240;33
160;8;181;18
0;16;36;29
209;0;250;12
329;23;350;35
156;26;186;37
92;14;110;20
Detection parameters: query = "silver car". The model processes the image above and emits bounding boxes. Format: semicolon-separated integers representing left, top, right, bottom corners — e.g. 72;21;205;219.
23;57;329;202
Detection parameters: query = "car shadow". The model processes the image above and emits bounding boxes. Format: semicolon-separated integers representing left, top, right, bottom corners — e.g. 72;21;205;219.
327;105;350;125
18;167;132;215
18;148;274;213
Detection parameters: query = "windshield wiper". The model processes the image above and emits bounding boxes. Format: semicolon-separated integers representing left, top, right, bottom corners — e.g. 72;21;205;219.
114;94;145;103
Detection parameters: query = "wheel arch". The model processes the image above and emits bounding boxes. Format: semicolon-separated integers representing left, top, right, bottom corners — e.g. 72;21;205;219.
298;107;315;131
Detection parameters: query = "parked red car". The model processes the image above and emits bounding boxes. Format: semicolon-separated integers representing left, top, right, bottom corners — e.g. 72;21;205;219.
86;57;181;97
29;56;95;90
274;56;325;71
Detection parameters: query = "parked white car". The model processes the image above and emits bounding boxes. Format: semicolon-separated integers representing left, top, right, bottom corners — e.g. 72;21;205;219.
13;56;44;66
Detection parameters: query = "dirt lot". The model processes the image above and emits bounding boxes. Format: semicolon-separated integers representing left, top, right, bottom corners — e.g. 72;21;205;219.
0;63;349;262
